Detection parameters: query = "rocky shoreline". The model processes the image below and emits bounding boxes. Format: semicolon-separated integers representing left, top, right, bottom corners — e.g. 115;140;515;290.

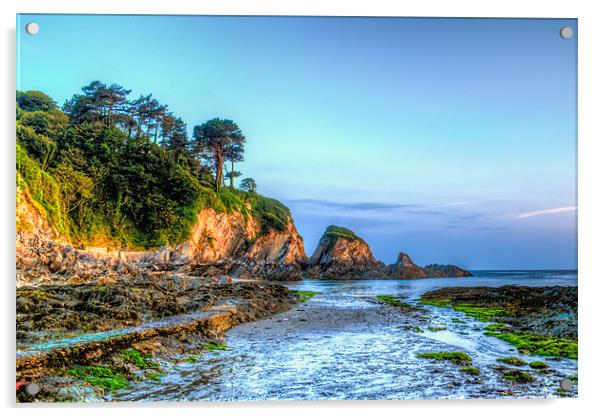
16;277;297;402
420;285;578;359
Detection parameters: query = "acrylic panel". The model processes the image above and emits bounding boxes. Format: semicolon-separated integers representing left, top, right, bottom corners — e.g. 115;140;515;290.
16;15;577;402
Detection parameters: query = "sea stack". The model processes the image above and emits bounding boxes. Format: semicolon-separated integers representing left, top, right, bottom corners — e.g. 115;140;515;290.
307;225;384;279
385;252;428;279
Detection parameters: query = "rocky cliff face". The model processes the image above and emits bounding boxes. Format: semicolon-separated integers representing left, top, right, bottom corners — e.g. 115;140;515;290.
16;188;144;286
17;187;308;284
146;208;307;280
307;225;384;279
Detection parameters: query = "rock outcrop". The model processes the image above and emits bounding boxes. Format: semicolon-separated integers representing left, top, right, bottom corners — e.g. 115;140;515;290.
423;263;473;277
385;253;472;279
305;225;472;280
385;252;428;279
148;208;308;280
421;285;577;339
307;225;385;279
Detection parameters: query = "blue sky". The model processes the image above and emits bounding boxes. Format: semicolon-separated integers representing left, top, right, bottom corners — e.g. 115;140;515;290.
17;15;577;269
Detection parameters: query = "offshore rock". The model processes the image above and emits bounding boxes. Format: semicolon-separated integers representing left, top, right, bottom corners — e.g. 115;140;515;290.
307;225;385;279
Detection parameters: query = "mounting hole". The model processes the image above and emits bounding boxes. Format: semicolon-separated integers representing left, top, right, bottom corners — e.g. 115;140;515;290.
560;26;573;39
25;382;40;396
560;378;573;391
25;22;39;35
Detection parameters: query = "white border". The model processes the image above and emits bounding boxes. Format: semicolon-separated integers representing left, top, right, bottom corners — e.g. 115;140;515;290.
2;1;601;415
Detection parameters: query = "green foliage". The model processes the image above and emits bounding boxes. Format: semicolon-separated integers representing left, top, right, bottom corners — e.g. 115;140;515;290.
121;349;158;368
248;192;291;232
17;123;57;171
20;108;68;139
192;118;244;192
16;85;290;249
66;365;129;391
291;290;318;302
17;144;68;235
240;177;257;193
417;351;473;365
17;90;57;112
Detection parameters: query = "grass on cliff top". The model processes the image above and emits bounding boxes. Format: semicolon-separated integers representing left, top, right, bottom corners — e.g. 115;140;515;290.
66;365;129;391
198;187;292;233
291;290;318;303
323;225;364;243
417;351;472;365
16;144;69;237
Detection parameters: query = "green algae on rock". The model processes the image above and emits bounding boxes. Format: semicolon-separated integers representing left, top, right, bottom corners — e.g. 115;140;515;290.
460;366;481;375
291;290;318;303
202;342;228;352
420;286;578;360
484;330;577;359
121;349;158;369
66;365;129;392
502;370;536;383
417;351;472;365
497;357;527;366
528;361;549;369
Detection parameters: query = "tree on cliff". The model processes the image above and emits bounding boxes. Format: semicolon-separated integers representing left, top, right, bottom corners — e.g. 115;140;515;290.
17;90;57;112
192;118;244;192
64;81;131;127
240;177;257;193
224;129;245;188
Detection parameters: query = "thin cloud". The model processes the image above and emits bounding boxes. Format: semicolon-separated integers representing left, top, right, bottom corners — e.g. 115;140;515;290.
406;210;445;216
515;206;577;219
288;199;417;211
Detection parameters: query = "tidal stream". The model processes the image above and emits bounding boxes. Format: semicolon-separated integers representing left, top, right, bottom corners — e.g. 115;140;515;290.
111;270;578;401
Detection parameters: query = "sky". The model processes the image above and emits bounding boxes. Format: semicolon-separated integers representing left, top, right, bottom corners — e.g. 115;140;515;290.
17;15;577;269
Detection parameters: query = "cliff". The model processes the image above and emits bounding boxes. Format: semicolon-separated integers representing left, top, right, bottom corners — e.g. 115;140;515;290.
16;184;307;284
307;225;385;279
150;207;307;280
